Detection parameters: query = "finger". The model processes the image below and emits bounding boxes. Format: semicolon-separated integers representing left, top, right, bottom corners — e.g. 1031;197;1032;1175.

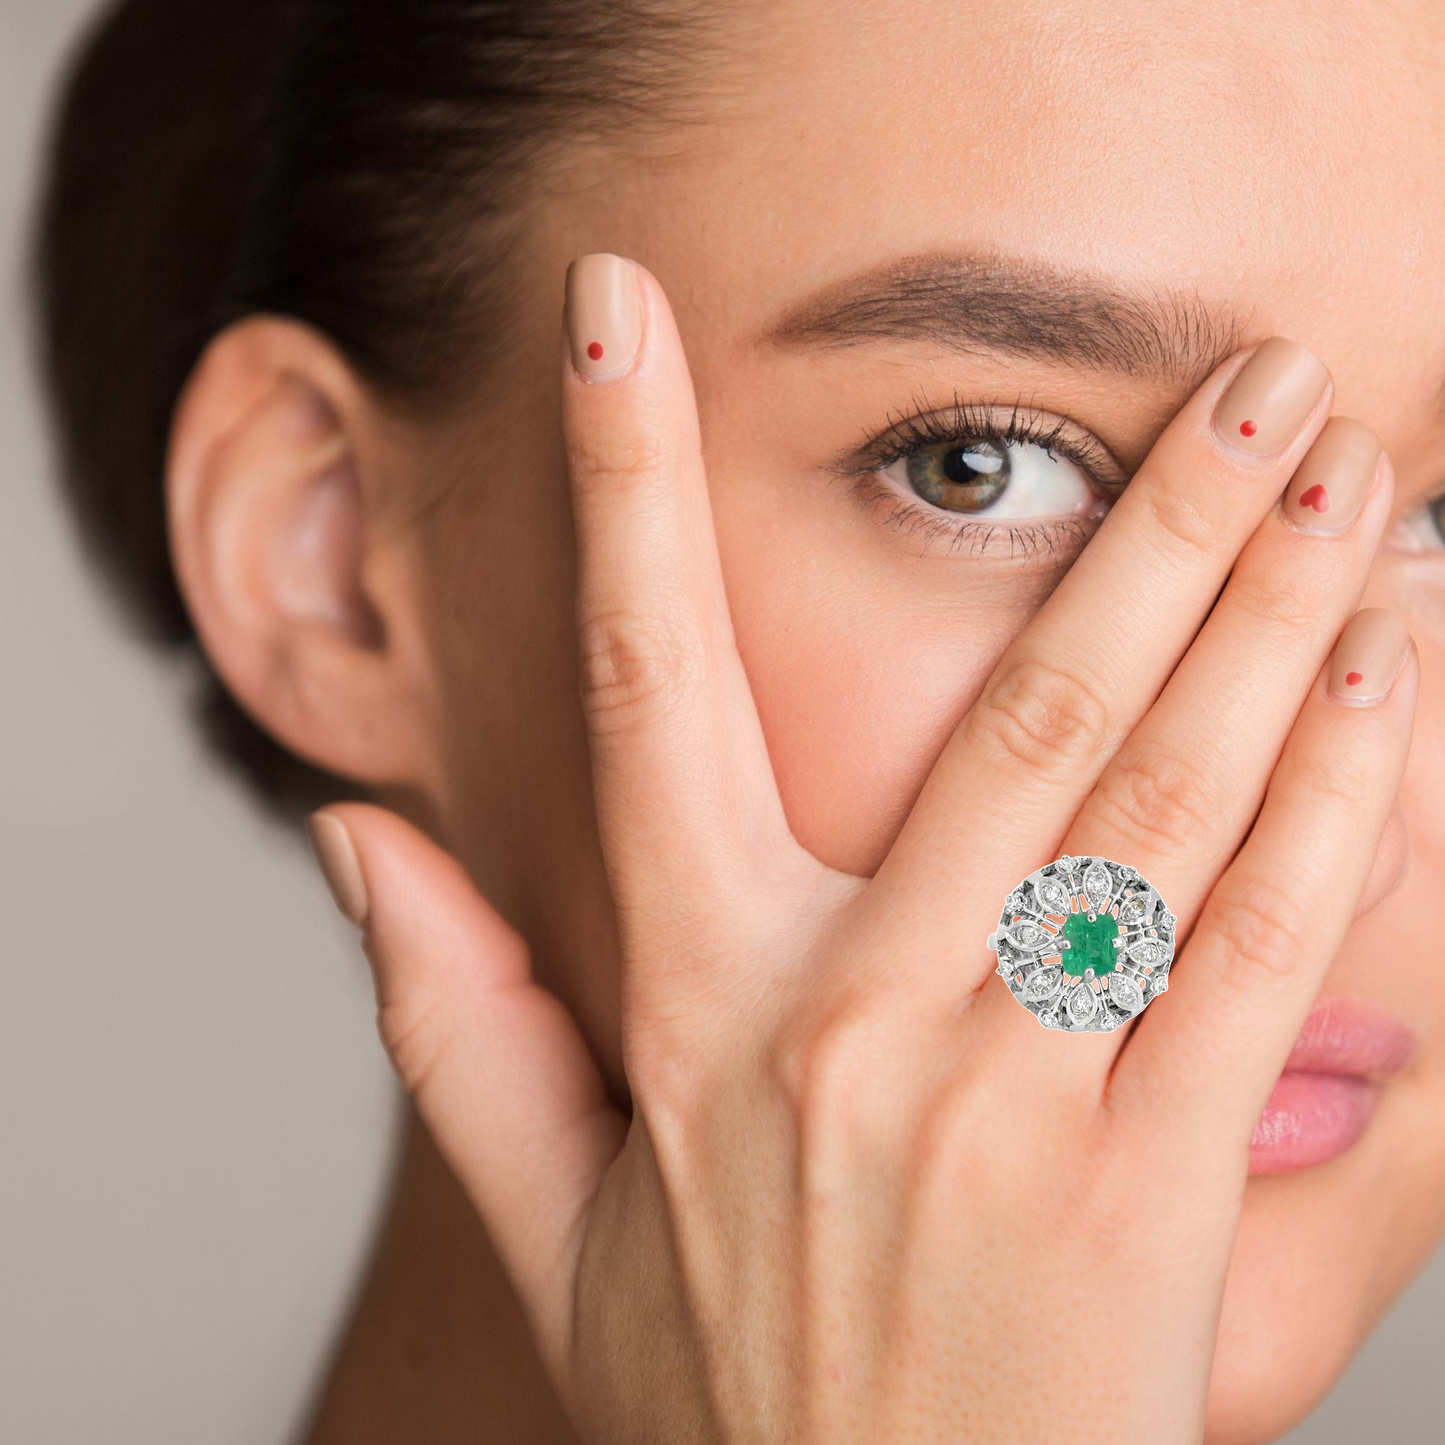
560;253;801;991
963;420;1391;1083
306;802;627;1384
1108;608;1417;1159
862;337;1334;985
1069;422;1387;893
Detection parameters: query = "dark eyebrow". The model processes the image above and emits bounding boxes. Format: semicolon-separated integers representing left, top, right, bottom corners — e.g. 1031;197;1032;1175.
756;251;1253;387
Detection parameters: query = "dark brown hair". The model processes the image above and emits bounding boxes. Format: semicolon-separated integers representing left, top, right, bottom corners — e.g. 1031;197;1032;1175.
31;0;723;819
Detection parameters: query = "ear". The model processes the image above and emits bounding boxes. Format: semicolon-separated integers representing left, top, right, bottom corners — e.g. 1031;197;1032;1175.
167;316;431;789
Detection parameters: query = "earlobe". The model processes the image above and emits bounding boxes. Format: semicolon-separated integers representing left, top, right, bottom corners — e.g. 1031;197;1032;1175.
166;317;422;787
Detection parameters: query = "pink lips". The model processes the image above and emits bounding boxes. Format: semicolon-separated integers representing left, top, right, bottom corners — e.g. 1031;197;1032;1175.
1249;994;1418;1175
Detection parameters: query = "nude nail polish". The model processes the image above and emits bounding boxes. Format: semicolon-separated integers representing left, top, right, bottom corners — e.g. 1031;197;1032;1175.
306;812;370;927
1328;608;1410;707
1280;416;1383;536
1213;337;1331;457
565;253;643;383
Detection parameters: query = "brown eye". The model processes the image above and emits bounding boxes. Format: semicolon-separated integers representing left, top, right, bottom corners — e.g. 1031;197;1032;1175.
905;437;1010;513
884;430;1106;523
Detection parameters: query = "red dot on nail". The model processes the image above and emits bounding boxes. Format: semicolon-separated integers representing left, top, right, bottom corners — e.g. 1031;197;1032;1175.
586;341;604;361
1345;671;1364;686
1239;419;1258;437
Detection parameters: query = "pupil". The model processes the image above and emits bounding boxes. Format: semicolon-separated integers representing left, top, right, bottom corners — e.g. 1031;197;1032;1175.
942;438;1008;486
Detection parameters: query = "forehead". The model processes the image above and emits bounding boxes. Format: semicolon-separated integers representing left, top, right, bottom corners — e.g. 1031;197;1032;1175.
578;0;1445;435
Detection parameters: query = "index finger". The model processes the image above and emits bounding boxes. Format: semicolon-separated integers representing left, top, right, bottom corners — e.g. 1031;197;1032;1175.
560;253;807;1020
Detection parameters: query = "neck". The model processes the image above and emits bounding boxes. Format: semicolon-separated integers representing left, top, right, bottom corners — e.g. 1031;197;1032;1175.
300;1106;582;1445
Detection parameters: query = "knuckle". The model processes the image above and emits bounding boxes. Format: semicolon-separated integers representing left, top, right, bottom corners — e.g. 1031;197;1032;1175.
624;1023;710;1139
1224;572;1321;636
1089;742;1220;852
567;431;670;500
766;993;907;1167
577;607;698;734
914;1074;1100;1218
376;993;449;1100
1145;480;1222;558
623;962;753;1126
1205;876;1311;987
1060;1155;1136;1242
1280;735;1377;811
909;1067;1012;1186
1071;1156;1180;1270
767;999;869;1120
967;654;1111;774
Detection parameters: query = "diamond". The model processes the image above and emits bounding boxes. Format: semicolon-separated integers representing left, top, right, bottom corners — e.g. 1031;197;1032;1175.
1023;965;1064;1003
1065;981;1099;1025
1082;862;1111;910
1119;895;1148;925
1107;973;1144;1012
1037;877;1070;915
1128;939;1165;966
1009;921;1049;949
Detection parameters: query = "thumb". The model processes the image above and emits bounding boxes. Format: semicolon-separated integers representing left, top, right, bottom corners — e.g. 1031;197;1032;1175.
305;802;627;1380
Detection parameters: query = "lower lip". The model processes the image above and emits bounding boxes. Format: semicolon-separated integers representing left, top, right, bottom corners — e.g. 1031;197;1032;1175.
1249;1071;1379;1174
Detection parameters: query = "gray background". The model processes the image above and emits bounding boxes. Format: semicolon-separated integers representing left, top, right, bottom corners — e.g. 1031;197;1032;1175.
1;3;1439;1442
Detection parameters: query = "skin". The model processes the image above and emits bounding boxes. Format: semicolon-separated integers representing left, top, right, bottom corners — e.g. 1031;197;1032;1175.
159;1;1445;1440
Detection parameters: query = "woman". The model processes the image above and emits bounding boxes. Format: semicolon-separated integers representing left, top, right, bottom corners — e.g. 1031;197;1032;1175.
31;0;1445;1440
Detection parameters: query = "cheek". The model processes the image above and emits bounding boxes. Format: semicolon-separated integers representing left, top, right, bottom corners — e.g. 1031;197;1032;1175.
728;555;1025;877
1204;1052;1445;1445
1205;1165;1388;1445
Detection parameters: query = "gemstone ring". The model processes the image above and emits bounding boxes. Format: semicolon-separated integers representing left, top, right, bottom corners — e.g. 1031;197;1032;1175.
986;856;1176;1031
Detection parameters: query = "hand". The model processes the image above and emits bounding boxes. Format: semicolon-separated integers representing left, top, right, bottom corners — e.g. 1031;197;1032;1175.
305;253;1416;1444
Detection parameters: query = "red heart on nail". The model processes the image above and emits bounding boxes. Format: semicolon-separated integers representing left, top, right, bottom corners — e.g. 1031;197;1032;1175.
1298;484;1329;513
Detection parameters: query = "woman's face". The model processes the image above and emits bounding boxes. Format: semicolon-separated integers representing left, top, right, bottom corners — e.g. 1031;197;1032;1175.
387;2;1445;1439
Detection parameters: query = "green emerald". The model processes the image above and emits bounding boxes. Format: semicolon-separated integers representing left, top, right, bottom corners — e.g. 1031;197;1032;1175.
1061;909;1118;978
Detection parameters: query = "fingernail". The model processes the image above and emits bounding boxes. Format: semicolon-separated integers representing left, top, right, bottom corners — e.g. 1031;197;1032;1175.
1280;417;1384;536
1329;607;1411;707
1213;337;1331;457
306;811;370;927
565;253;643;383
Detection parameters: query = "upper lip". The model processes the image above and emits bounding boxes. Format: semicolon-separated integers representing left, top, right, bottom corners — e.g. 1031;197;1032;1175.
1281;993;1419;1081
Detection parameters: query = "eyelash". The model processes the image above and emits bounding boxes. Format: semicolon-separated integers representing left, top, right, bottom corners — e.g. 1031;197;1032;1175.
824;391;1123;560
